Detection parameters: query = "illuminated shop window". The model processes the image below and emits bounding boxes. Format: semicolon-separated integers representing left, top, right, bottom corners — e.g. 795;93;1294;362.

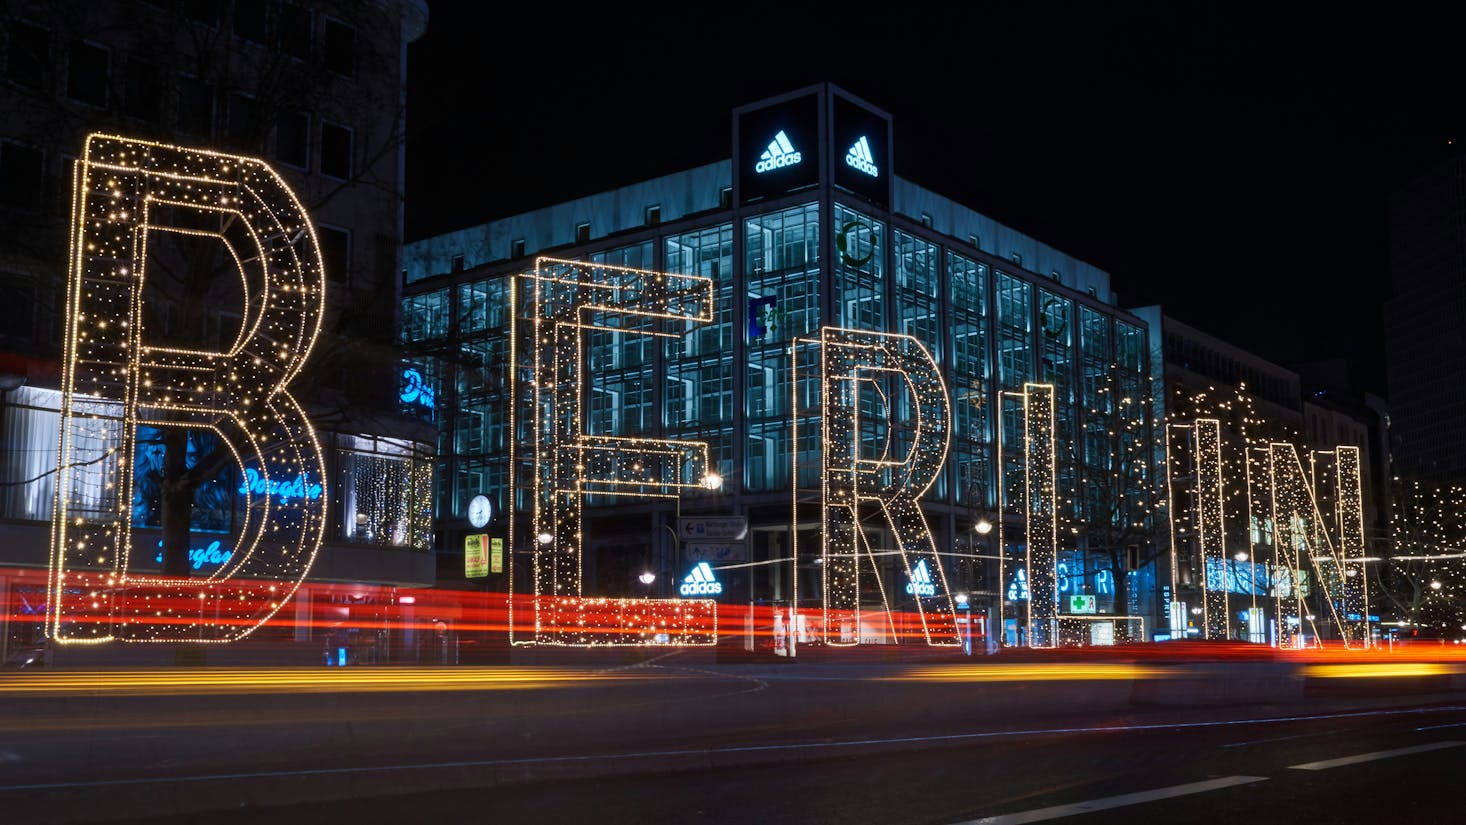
338;434;434;550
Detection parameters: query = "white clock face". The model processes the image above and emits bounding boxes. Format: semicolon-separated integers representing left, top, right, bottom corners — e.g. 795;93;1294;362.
468;495;491;528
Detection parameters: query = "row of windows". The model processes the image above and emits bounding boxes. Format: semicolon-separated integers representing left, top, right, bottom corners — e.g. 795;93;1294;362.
404;207;1149;515
0;139;353;286
1165;332;1296;410
4;20;358;174
0;388;432;549
6;2;356;94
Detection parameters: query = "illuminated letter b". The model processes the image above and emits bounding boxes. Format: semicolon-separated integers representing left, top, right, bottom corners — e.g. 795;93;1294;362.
48;134;327;643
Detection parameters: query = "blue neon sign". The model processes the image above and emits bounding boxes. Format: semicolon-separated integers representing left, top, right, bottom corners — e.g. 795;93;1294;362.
400;367;435;409
153;538;233;570
238;468;323;502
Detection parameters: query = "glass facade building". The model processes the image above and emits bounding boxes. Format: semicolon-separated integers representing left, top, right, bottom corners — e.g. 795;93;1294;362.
401;84;1159;645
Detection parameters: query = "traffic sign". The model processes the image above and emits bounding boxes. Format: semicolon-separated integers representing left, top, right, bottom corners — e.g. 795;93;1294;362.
678;516;748;541
684;542;748;563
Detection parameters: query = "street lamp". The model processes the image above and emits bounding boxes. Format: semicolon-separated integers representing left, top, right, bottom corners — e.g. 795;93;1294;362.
974;518;994;652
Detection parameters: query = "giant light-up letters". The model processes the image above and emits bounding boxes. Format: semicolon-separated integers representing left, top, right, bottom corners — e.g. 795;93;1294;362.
1166;410;1370;649
1002;383;1059;648
48;134;326;644
795;328;960;647
511;257;717;645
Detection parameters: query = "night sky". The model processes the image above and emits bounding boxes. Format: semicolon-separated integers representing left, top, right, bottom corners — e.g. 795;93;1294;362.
405;4;1466;399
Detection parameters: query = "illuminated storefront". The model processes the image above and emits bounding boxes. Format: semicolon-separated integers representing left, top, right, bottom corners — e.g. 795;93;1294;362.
401;83;1161;648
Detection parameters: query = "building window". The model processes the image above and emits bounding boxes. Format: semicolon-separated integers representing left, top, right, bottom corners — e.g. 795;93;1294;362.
5;21;49;90
66;41;108;107
719;186;732;209
226;92;259;147
278;2;312;60
575;221;590;243
323;18;354;77
183;0;222;27
274;110;309;168
450;254;464;273
318;225;349;283
123;60;162;123
0;142;43;210
510;239;525;258
320;121;352;179
0;273;36;344
177;75;214;137
645;205;661;226
233;0;268;43
920;212;933;228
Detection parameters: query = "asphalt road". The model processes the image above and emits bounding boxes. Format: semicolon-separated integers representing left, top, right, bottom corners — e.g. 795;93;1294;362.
2;653;1464;824
104;701;1466;825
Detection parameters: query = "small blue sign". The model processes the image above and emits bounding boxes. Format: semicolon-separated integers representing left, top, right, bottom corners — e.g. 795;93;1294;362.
153;538;233;570
400;367;435;409
748;295;779;340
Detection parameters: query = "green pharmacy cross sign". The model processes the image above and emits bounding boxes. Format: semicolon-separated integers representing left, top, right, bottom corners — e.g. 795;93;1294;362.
1069;594;1097;614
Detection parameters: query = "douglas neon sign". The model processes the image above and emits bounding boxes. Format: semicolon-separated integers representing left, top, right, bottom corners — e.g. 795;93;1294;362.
239;469;323;502
154;539;233;570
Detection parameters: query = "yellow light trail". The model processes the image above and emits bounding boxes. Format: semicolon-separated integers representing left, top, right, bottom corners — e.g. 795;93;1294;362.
1303;662;1466;679
877;664;1168;682
0;667;657;696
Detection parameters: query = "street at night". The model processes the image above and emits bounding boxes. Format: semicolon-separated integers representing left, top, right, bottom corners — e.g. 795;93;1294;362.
4;650;1466;823
7;4;1466;824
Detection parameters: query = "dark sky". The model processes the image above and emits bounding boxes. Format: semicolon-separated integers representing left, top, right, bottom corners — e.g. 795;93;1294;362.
405;4;1466;399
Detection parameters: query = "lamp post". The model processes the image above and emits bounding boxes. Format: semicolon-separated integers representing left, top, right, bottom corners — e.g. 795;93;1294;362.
974;518;994;653
664;472;724;598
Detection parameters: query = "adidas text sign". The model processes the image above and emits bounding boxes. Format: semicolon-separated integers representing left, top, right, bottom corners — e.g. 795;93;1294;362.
755;130;803;174
845;135;878;177
905;558;937;597
679;561;724;597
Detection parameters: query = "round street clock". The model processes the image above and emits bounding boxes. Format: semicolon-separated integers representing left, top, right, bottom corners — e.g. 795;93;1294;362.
468;494;492;528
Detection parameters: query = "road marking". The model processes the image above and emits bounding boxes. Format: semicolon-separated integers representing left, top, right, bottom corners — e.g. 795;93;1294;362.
959;776;1269;824
3;708;1463;793
1288;741;1464;770
1415;721;1466;731
1222;732;1316;748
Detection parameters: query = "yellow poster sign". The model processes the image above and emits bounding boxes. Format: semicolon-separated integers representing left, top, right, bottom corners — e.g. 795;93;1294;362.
465;534;489;578
490;537;504;574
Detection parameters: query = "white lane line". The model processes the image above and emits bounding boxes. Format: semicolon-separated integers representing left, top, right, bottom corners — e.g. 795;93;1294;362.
959;776;1269;825
1288;740;1464;771
1222;732;1315;748
1416;721;1466;731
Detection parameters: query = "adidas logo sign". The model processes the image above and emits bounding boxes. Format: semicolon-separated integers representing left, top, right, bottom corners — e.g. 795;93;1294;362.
679;561;724;596
905;558;936;597
845;135;878;177
755;130;803;173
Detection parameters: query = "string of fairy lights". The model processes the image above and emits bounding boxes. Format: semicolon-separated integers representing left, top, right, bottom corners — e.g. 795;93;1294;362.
1164;384;1370;648
797;327;960;647
45;137;1429;655
47;133;327;644
512;257;717;646
1385;480;1466;637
